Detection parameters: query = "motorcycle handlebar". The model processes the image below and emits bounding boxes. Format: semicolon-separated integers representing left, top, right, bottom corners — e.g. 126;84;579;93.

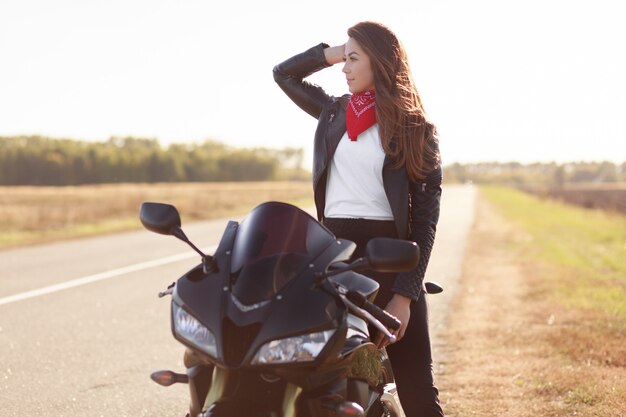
345;290;402;331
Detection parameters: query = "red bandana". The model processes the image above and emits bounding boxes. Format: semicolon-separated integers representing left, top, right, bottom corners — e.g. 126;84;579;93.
346;89;376;141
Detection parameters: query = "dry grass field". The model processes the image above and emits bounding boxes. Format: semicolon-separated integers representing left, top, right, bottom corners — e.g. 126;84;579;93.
0;182;313;248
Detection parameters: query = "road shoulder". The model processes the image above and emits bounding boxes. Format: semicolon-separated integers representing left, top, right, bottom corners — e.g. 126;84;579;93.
436;192;626;416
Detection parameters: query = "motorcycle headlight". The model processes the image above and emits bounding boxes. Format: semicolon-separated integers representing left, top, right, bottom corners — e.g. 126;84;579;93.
252;329;336;364
172;302;218;358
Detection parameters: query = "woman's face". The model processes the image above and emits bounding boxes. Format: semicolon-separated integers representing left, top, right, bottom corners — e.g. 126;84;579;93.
343;38;375;93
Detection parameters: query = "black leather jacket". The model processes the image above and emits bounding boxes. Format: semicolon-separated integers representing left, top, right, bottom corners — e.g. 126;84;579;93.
273;43;442;301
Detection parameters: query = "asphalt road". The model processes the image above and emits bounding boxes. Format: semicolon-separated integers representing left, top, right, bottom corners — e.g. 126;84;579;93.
0;184;476;416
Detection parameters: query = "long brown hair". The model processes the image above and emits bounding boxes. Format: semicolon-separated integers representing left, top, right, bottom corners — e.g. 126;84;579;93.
347;21;440;181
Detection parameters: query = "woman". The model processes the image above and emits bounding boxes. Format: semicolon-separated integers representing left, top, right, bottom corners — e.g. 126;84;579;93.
273;22;444;417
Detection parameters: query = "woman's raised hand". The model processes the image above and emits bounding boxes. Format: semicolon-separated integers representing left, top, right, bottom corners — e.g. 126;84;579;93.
324;44;345;65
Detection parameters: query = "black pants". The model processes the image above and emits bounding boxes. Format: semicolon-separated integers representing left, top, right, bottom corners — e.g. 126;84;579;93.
323;218;444;417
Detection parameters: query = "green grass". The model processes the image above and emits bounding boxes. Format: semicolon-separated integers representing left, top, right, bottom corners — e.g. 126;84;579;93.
481;186;626;319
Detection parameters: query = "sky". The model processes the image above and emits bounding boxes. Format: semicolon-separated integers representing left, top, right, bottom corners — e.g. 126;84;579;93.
1;0;624;168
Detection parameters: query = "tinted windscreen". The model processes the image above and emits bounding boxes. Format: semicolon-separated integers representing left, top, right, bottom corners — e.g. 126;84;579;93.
230;202;336;305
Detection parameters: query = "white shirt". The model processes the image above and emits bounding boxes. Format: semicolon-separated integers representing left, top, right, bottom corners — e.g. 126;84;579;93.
324;124;394;220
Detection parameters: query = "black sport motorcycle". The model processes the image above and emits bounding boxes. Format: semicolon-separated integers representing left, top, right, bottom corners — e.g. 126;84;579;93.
140;201;442;417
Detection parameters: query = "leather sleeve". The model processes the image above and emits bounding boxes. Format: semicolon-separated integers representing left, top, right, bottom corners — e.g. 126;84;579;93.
273;43;334;119
392;164;443;301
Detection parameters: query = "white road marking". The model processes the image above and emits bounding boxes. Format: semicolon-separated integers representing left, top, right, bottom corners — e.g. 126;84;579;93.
0;245;218;306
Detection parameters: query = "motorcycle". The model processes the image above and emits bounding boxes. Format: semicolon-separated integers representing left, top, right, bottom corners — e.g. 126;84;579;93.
140;201;442;417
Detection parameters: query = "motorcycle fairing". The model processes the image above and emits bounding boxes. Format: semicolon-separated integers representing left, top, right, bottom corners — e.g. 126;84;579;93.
171;202;362;369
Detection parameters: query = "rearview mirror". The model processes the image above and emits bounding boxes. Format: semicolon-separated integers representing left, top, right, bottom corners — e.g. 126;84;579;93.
364;238;420;272
140;202;182;235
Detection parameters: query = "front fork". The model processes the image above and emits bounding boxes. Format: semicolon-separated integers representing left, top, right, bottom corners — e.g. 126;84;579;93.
184;349;296;417
184;349;213;417
182;348;389;417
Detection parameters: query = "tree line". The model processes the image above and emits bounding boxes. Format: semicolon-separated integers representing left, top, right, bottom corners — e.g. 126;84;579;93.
443;161;626;187
3;136;622;187
0;136;309;185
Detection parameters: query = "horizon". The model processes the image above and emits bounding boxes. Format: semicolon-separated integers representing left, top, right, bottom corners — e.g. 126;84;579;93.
2;133;623;168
